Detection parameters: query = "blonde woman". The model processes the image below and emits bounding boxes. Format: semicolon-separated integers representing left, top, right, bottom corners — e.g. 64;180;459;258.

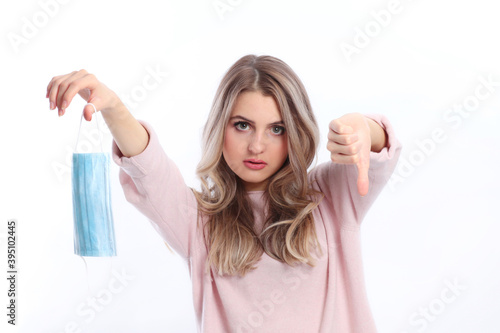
47;54;401;332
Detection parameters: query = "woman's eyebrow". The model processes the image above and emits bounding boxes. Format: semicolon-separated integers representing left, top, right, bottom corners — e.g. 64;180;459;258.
229;115;284;126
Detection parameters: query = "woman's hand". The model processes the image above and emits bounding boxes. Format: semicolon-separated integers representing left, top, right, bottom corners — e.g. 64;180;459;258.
46;69;121;121
47;69;149;158
327;113;387;197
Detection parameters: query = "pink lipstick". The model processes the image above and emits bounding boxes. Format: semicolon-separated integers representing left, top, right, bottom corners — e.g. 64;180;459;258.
244;159;267;170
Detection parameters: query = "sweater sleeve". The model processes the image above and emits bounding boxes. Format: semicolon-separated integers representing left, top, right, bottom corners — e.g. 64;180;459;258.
309;114;402;230
111;119;200;260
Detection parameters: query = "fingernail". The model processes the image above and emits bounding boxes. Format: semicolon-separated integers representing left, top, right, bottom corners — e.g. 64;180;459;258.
61;101;67;110
58;108;62;117
50;101;55;110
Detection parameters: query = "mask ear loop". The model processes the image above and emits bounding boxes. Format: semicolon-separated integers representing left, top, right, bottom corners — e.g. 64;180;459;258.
74;103;104;153
74;103;111;297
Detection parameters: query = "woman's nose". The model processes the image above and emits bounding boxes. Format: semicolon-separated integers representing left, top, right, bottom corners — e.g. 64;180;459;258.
248;133;265;154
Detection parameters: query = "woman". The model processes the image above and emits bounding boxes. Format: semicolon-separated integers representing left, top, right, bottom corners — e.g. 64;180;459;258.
47;54;401;332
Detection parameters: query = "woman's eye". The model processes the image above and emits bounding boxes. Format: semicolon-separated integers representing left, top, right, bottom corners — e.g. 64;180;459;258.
235;122;249;131
271;126;285;135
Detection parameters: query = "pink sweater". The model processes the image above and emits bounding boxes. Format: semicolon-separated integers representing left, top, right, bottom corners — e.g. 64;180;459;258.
112;114;402;333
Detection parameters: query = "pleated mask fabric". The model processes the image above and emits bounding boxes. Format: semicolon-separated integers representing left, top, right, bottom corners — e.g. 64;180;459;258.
71;104;117;257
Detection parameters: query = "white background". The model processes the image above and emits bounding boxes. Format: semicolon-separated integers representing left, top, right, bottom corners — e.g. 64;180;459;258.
1;0;499;332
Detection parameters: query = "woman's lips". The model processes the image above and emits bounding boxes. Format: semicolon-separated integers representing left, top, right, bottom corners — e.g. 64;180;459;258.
244;159;267;170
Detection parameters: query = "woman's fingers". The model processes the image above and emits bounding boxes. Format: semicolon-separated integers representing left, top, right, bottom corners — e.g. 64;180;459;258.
47;69;89;112
328;141;361;164
55;70;88;110
47;75;70;112
47;70;122;121
82;101;100;121
356;153;370;197
47;74;68;110
327;113;373;196
47;71;77;110
46;73;64;102
327;124;360;162
329;152;360;164
327;140;361;157
59;74;99;113
327;129;358;145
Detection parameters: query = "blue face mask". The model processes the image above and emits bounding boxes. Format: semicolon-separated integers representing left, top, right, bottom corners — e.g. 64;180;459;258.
71;107;117;257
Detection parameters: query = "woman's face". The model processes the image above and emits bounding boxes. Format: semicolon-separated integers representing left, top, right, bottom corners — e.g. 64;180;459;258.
223;91;289;191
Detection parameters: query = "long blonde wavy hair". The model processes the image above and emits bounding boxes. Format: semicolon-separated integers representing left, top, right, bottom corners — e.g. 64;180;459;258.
193;54;324;277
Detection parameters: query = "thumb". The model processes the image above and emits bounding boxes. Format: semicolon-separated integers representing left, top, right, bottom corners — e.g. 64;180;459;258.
356;152;370;197
83;100;100;122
